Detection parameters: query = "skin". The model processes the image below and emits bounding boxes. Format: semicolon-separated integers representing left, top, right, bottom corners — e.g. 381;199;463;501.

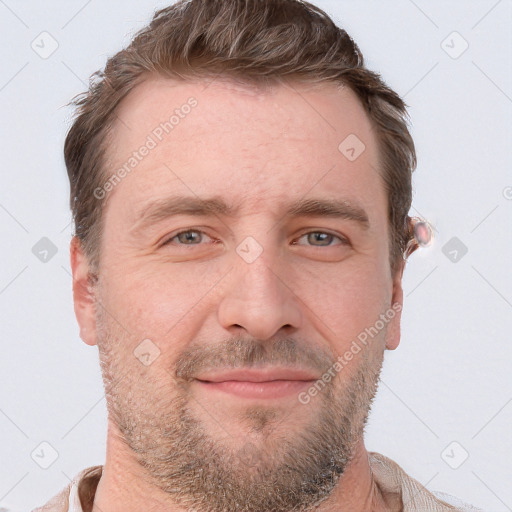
71;76;406;511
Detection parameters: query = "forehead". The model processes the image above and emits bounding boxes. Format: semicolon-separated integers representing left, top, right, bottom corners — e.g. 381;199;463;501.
103;76;384;224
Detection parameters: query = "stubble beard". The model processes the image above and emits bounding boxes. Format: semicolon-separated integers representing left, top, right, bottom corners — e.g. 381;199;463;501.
96;310;384;512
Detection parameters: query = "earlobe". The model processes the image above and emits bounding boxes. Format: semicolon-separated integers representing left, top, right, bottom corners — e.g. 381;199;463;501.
385;259;405;351
70;236;98;346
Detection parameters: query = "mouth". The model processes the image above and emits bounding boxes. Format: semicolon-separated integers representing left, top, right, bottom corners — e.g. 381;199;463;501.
194;367;319;400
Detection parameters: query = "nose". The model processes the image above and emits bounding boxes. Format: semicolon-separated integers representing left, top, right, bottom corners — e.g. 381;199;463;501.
217;248;303;340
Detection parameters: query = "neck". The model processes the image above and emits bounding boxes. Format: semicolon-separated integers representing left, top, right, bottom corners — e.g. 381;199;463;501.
92;422;402;512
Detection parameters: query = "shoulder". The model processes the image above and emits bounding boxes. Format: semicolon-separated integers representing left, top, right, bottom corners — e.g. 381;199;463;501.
31;465;103;512
430;490;486;512
368;451;485;512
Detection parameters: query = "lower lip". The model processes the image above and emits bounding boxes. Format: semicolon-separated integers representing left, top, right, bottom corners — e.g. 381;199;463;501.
196;379;314;399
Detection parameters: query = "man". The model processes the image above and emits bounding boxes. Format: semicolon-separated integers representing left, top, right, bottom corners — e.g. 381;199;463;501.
33;0;483;510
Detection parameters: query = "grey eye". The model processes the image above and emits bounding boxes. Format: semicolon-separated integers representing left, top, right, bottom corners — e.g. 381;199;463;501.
176;230;203;244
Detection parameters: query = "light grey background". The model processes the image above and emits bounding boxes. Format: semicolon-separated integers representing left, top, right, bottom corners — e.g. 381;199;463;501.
0;0;511;510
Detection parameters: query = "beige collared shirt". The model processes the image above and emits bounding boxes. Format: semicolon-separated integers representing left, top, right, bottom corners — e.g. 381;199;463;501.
30;452;484;512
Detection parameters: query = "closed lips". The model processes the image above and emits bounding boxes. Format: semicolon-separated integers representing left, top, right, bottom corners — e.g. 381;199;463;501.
195;368;319;383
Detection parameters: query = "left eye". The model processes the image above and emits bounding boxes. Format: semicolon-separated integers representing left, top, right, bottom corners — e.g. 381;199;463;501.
293;232;348;247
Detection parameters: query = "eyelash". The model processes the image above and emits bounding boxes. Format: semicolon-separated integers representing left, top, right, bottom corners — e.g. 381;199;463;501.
162;229;349;248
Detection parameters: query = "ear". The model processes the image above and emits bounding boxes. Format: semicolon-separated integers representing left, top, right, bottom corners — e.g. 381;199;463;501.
70;236;98;346
385;259;405;351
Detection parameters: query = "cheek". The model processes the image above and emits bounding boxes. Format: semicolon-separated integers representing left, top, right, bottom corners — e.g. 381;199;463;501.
292;257;390;344
100;260;228;340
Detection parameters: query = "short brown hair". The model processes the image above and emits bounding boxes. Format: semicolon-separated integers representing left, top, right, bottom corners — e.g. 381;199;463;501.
65;0;418;276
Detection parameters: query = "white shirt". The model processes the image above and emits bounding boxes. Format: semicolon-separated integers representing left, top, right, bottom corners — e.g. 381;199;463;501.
29;452;485;511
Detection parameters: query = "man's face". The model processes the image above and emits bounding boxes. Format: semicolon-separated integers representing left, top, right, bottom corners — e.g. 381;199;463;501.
75;77;404;511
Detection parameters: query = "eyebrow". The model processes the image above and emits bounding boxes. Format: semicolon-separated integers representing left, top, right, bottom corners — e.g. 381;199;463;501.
131;195;370;234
